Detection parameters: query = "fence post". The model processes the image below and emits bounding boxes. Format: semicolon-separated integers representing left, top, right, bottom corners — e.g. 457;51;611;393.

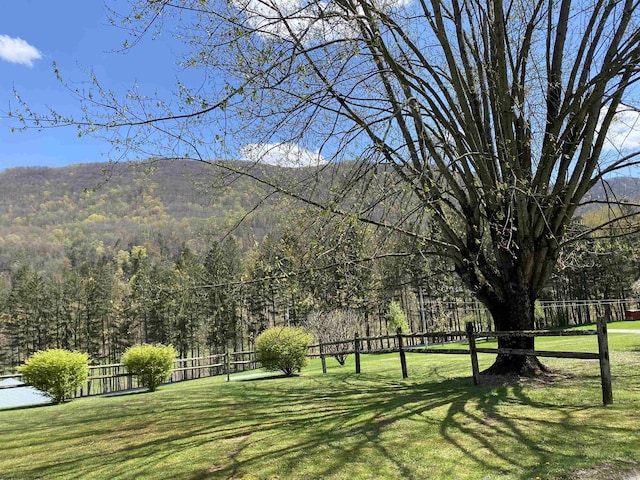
226;350;231;382
319;342;327;374
597;315;613;405
466;322;480;385
355;333;361;374
397;328;408;379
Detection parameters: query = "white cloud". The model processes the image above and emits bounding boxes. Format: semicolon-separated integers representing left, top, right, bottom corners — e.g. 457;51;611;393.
240;142;327;167
231;0;352;42
231;0;412;42
600;105;640;152
0;34;42;67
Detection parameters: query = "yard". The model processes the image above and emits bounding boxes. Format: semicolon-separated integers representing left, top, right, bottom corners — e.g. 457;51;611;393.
1;324;639;479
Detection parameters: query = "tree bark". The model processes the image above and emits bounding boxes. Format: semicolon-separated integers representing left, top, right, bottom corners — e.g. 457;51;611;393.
482;336;547;376
481;277;548;376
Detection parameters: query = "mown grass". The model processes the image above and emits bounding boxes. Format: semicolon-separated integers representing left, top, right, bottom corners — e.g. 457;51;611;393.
590;320;640;331
1;325;640;480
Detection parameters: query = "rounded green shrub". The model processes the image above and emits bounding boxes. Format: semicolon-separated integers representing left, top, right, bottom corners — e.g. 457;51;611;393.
121;344;177;392
18;349;89;404
255;326;313;376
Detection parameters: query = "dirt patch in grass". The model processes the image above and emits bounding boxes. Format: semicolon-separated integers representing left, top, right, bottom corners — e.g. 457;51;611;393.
220;433;250;444
478;369;574;388
570;463;640;480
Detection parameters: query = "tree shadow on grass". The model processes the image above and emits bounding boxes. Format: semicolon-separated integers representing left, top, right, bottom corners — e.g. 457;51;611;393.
99;387;149;397
0;400;54;412
233;372;295;382
7;368;639;480
439;370;640;479
187;374;621;479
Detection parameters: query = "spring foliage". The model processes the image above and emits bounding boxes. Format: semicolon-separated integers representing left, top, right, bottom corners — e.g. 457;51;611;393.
121;344;177;392
255;326;313;376
387;300;409;333
18;349;89;404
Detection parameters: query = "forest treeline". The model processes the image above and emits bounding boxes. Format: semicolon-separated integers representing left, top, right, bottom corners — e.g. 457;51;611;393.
1;160;639;371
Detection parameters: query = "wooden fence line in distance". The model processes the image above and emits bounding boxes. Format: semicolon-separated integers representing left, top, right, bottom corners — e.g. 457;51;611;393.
4;318;614;405
0;350;259;399
317;315;613;405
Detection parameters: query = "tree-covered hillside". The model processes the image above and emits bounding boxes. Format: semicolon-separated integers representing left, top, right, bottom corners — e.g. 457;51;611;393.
0;158;436;370
0;159;291;271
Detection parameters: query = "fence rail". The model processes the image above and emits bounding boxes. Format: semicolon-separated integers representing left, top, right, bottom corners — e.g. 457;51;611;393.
316;316;613;405
2;315;616;405
423;297;637;331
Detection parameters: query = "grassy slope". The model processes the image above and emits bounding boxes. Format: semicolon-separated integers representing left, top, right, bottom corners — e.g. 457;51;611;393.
1;330;640;480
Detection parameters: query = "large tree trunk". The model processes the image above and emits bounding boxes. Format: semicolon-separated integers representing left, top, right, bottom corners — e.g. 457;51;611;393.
480;276;548;376
482;336;547;376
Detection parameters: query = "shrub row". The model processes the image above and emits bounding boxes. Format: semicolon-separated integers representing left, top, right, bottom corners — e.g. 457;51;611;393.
17;344;177;404
18;326;314;405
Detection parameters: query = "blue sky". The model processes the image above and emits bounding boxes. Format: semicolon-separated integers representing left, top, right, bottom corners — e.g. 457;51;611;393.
2;1;640;174
0;1;182;171
0;1;328;172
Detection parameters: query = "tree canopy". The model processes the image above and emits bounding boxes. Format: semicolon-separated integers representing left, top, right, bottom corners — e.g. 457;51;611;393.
12;0;640;374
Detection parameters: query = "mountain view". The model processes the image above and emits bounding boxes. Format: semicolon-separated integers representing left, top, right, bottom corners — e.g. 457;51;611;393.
0;159;297;272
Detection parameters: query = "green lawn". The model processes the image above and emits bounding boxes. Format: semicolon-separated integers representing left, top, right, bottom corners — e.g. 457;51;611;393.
1;330;640;480
571;319;640;331
606;320;640;330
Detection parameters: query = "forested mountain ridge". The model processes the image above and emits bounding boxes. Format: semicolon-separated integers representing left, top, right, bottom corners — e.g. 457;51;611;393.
583;176;640;207
1;159;639;370
2;158;639;276
0;159;296;272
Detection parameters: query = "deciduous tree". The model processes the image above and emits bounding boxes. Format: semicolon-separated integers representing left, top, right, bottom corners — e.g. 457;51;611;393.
13;0;640;374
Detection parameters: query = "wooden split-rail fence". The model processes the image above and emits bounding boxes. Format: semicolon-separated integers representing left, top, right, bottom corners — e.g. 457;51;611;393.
315;315;614;405
1;317;615;405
